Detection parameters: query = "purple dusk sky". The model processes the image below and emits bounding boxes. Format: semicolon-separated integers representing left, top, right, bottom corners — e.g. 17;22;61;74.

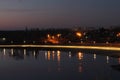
0;0;120;30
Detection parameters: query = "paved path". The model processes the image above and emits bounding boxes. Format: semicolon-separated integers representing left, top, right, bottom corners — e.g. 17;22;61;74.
0;45;120;51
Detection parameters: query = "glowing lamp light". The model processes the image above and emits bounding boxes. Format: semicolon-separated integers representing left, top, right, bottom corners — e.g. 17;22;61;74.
93;41;96;44
52;36;55;39
2;38;6;41
57;34;61;37
76;32;82;37
117;33;120;37
47;34;50;38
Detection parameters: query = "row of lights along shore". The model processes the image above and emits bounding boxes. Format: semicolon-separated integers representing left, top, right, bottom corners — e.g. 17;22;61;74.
2;31;119;44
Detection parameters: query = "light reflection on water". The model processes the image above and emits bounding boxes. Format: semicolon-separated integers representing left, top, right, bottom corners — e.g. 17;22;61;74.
0;48;120;80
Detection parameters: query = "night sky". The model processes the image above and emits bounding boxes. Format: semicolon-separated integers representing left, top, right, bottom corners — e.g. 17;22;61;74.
0;0;120;30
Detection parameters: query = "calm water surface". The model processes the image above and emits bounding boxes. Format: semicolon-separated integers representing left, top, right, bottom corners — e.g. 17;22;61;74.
0;48;120;80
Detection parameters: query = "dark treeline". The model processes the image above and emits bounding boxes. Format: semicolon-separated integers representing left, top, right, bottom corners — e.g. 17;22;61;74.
0;28;72;44
0;27;120;44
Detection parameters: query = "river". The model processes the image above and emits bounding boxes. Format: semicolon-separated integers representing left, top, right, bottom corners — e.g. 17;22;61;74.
0;48;120;80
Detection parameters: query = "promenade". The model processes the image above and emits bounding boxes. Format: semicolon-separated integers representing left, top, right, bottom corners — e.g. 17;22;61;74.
0;44;120;51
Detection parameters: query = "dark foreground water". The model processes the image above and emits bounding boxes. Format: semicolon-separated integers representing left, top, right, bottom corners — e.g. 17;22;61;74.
0;48;120;80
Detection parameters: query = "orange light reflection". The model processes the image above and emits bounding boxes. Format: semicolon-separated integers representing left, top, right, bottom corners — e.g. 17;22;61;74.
47;51;51;61
78;52;83;60
57;50;61;62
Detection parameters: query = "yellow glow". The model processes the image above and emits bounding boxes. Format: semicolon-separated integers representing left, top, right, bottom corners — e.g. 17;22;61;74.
47;51;50;60
52;36;55;39
57;51;61;72
47;34;50;38
117;33;120;37
57;34;61;37
76;32;82;37
94;54;96;60
52;51;55;53
3;48;6;55
0;45;120;51
57;51;60;62
47;38;59;44
78;52;83;60
57;50;61;54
